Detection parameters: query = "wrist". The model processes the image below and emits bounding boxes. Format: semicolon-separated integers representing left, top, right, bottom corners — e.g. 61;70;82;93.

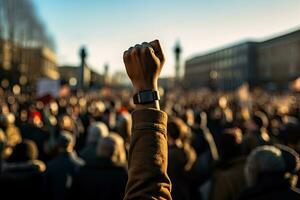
132;83;160;110
133;82;158;94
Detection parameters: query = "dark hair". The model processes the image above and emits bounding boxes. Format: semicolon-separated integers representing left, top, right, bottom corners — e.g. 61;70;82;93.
219;128;243;161
9;139;38;162
279;122;300;145
168;120;181;140
253;111;269;128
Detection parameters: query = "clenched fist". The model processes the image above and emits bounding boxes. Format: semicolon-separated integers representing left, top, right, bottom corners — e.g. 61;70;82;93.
123;40;165;93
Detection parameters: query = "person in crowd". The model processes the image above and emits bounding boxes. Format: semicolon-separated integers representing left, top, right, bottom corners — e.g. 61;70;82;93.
79;121;109;163
167;117;197;200
276;144;300;189
71;134;128;199
0;129;6;172
209;128;247;200
279;119;300;154
109;132;127;165
0;113;22;159
20;110;50;161
116;111;132;152
242;111;271;154
0;139;45;200
44;131;85;200
239;145;300;200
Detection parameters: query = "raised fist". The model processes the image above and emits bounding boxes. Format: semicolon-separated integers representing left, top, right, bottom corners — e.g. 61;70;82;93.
123;40;165;93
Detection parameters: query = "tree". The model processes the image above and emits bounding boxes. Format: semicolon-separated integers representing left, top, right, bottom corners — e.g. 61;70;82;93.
0;0;55;50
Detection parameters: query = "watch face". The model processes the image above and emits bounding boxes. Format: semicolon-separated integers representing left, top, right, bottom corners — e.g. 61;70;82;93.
134;90;160;104
139;91;156;102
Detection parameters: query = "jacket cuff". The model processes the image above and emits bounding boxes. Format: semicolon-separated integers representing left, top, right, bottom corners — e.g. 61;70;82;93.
132;108;167;129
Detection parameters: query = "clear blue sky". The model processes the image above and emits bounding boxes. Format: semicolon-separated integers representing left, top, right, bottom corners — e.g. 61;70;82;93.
33;0;300;77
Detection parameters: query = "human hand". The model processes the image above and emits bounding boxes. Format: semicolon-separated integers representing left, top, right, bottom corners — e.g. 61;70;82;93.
123;40;165;93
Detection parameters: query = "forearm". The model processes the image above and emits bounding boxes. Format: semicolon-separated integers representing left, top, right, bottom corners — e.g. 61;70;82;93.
123;40;171;199
124;108;172;200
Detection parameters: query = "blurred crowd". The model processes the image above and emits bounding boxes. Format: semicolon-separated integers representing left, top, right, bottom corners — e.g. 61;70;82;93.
0;85;300;200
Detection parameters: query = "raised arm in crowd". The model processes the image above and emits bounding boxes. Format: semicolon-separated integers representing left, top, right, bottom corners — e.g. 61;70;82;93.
123;40;172;200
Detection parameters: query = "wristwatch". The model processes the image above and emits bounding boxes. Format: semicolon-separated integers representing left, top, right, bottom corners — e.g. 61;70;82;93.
133;90;160;104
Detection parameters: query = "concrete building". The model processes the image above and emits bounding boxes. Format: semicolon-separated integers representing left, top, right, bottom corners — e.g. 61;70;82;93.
58;66;80;87
20;47;59;84
0;40;58;87
0;40;12;71
185;28;300;90
90;69;105;87
158;77;176;90
59;65;104;89
257;29;300;90
185;42;256;90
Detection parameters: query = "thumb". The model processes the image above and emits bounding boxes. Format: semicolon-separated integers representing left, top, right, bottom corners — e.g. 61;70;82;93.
149;39;165;63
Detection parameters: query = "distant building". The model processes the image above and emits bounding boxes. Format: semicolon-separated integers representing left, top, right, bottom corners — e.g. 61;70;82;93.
185;28;300;90
58;66;79;87
257;30;300;90
185;42;256;90
0;40;58;88
20;47;59;84
111;71;130;86
0;40;12;71
59;65;104;89
90;69;105;87
158;77;176;90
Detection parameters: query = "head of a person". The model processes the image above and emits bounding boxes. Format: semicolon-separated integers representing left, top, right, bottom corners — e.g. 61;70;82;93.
245;145;285;187
167;117;190;145
8;139;38;162
248;111;269;131
86;122;109;145
49;100;59;116
0;129;6;159
0;112;15;130
29;110;43;128
89;100;106;120
182;109;194;127
57;131;75;153
96;133;126;164
59;114;75;133
219;128;243;161
116;112;132;142
276;144;300;187
279;120;300;150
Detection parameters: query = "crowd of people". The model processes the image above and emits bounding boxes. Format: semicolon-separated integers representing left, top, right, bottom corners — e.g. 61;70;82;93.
0;86;299;200
0;40;300;200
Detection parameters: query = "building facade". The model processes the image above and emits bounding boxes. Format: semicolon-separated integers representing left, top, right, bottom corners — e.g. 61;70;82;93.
257;30;300;90
185;42;256;90
185;28;300;90
0;40;13;71
59;65;104;89
0;40;58;88
20;47;59;85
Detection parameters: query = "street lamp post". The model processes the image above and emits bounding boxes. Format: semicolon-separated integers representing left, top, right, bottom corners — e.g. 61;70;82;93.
174;41;182;83
79;46;87;90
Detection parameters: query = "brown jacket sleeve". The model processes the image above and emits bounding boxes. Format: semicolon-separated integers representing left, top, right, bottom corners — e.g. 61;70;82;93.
124;108;172;200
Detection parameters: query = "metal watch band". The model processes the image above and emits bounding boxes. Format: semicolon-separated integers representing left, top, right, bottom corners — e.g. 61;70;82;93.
133;90;160;104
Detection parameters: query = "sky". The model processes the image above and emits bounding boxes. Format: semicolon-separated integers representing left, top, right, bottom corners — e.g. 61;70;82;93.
33;0;300;77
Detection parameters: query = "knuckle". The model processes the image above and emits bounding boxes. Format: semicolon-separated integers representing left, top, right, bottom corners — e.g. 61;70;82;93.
142;47;151;54
131;48;138;56
123;50;128;57
128;47;133;52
